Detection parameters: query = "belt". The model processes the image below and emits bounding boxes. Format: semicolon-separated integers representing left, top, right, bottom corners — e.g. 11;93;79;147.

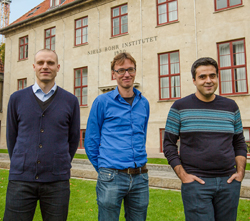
112;164;148;175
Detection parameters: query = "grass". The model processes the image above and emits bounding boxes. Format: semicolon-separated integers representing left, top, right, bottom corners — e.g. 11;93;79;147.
0;169;249;220
1;149;250;170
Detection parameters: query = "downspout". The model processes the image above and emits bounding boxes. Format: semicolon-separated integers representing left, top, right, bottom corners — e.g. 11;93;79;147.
194;0;198;59
62;18;66;88
96;5;100;95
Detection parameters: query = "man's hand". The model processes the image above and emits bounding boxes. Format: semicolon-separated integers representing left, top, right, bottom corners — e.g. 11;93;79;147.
227;155;246;184
174;165;205;184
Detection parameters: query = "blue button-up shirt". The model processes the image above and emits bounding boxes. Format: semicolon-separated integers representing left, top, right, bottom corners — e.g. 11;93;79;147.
32;82;57;102
85;87;150;171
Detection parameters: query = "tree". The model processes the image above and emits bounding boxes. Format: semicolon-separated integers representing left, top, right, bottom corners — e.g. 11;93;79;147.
0;43;5;65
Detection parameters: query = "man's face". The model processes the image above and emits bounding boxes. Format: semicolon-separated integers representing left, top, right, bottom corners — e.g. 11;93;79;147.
33;51;60;85
112;59;136;91
193;65;218;102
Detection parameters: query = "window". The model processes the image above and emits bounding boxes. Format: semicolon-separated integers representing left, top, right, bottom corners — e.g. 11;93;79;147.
111;4;128;37
158;51;180;100
50;0;65;7
157;0;178;25
244;128;250;142
45;27;56;51
79;129;86;149
217;39;248;95
74;67;88;106
18;78;27;90
19;36;28;60
75;17;88;46
215;0;242;11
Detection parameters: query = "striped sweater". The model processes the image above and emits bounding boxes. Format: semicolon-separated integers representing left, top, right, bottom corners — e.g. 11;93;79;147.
164;94;247;177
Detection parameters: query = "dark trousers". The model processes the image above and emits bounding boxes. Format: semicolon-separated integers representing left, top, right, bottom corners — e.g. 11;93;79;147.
181;177;241;221
4;180;70;221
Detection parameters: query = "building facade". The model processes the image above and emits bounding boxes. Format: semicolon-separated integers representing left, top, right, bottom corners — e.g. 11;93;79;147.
0;0;249;156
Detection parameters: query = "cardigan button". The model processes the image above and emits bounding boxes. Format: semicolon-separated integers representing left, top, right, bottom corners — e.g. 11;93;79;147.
35;176;38;179
39;144;42;148
40;129;44;133
37;160;41;164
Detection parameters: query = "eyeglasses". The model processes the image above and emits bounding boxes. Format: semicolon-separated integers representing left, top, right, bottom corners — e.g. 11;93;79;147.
113;67;136;75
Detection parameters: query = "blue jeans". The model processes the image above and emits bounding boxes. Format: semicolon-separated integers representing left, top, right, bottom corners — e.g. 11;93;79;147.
181;177;241;221
96;168;149;221
4;180;70;221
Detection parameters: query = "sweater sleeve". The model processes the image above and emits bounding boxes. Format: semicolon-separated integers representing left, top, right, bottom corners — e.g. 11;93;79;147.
163;106;181;169
233;109;247;157
68;97;80;161
84;97;104;171
6;95;18;159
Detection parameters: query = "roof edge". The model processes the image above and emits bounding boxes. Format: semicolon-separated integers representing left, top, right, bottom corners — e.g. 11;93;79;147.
0;0;88;34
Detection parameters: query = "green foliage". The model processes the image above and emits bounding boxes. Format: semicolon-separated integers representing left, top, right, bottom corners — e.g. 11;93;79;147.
246;142;250;153
0;169;250;221
0;43;5;65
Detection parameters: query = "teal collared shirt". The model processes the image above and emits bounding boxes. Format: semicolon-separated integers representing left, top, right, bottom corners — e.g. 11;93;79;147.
32;82;57;102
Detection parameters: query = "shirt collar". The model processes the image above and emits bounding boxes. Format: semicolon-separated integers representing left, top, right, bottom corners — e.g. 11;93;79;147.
32;82;57;94
113;86;141;99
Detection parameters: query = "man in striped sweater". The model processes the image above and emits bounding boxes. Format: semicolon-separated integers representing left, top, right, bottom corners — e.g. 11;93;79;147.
164;57;247;221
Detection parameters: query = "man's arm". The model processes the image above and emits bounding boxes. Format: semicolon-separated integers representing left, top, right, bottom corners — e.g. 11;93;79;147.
68;98;80;161
6;95;18;159
227;155;246;183
84;98;104;171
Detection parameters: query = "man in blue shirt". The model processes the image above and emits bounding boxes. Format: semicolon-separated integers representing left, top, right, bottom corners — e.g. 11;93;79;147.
4;49;80;221
85;52;150;221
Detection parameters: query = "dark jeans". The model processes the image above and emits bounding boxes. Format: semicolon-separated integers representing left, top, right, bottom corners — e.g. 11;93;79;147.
96;168;149;221
181;177;241;221
4;180;70;221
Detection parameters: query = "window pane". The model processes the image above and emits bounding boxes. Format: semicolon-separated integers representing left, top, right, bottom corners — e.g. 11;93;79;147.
25;37;28;43
113;18;119;35
121;15;128;33
25;45;28;58
24;79;27;88
83;17;88;26
75;70;81;86
219;43;231;67
220;69;232;93
121;5;127;14
76;29;81;38
160;54;168;75
75;88;81;104
18;81;22;90
243;129;250;141
234;68;247;92
158;0;166;3
170;52;179;74
20;46;24;59
20;38;24;45
82;35;87;44
51;44;55;51
76;19;81;28
46;39;50;47
233;40;245;65
46;29;50;37
113;8;119;17
171;76;180;97
160;77;169;98
51;37;55;45
82;87;87;105
216;0;227;9
158;5;167;24
169;1;177;22
82;68;87;86
51;27;56;35
230;0;241;6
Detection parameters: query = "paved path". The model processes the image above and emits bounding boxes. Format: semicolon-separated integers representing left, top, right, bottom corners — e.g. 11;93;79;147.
1;154;250;198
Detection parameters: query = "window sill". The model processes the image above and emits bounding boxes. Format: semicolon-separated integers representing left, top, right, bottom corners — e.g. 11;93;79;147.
18;58;28;62
213;4;244;13
157;98;180;103
110;33;129;39
221;93;250;98
73;43;89;48
155;20;179;28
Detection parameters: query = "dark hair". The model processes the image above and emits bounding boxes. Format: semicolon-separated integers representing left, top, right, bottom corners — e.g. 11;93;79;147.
111;52;136;71
191;57;218;80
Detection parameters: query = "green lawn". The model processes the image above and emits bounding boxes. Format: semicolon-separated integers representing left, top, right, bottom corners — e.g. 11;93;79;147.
0;169;249;220
1;149;250;170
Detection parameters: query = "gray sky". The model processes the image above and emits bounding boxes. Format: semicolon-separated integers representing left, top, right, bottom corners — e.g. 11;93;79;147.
9;0;43;23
